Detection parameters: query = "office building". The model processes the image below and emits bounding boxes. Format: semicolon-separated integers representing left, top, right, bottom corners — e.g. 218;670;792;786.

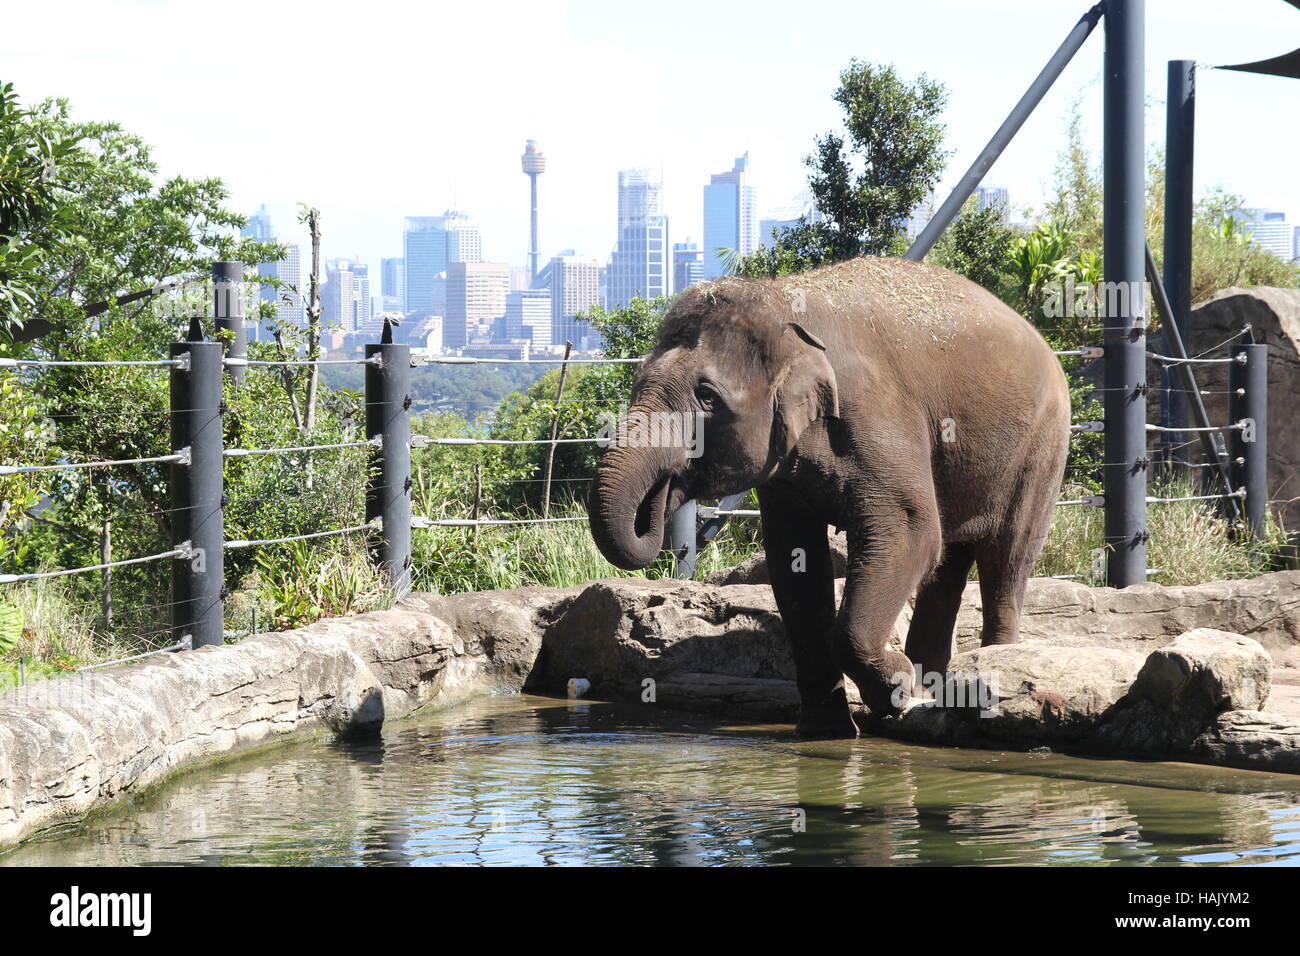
608;168;669;306
381;257;406;313
703;153;758;278
673;241;704;292
1236;208;1295;260
403;211;484;317
548;255;601;349
503;289;552;350
444;261;510;349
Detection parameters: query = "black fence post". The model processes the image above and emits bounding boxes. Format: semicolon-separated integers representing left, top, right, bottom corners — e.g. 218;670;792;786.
1102;0;1148;587
667;500;698;579
365;322;412;598
170;320;225;649
1160;60;1196;444
1230;343;1268;538
212;261;247;386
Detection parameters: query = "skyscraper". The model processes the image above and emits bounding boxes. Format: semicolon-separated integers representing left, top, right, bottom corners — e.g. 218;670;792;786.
351;259;371;330
443;209;482;265
240;205;302;340
323;258;359;331
381;257;406;314
444;261;510;349
703;153;758;278
975;185;1010;216
404;216;443;318
241;204;275;242
403;211;484;317
673;241;704;293
608;168;668;307
1236;208;1294;260
503;289;552;350
548;255;601;349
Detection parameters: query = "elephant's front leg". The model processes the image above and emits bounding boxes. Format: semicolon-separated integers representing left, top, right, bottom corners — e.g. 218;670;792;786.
836;508;941;720
758;487;857;739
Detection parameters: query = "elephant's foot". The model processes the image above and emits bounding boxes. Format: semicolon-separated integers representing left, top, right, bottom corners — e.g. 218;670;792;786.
848;649;917;721
794;686;858;739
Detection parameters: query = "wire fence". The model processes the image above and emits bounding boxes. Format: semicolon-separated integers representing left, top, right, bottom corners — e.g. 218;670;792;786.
0;295;1275;674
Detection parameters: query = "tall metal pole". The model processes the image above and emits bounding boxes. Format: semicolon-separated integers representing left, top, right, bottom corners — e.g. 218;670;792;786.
365;321;412;598
212;261;247;386
1102;0;1147;587
170;320;225;649
1160;60;1196;441
1230;343;1268;538
905;4;1104;260
667;500;698;579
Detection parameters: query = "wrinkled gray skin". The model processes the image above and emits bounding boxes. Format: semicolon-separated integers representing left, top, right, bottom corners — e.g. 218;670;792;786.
588;258;1070;737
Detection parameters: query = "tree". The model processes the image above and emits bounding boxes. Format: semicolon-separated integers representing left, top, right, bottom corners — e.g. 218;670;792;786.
0;83;86;336
737;61;948;276
930;197;1014;293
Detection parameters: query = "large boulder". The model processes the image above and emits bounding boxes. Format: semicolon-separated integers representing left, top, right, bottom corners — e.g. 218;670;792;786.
1190;709;1300;774
890;641;1145;746
530;579;798;719
1188;287;1300;537
1093;631;1275;757
1128;628;1272;715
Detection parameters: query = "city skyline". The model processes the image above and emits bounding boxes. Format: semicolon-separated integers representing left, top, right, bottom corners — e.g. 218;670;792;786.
7;1;1298;279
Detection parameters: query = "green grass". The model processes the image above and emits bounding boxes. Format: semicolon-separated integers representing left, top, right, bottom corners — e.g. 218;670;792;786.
3;484;1291;680
1035;478;1291;585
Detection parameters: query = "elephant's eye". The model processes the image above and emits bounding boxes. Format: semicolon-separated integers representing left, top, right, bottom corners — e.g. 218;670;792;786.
695;383;719;411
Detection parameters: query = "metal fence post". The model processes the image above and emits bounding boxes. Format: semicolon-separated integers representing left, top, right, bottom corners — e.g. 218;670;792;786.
365;322;412;598
1102;0;1148;587
212;261;247;386
1230;343;1268;538
1160;60;1196;442
170;319;225;649
667;499;698;579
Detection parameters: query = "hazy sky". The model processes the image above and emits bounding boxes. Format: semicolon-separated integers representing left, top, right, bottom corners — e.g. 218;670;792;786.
4;0;1299;278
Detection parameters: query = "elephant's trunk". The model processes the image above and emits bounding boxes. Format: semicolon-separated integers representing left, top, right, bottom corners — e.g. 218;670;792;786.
588;436;688;571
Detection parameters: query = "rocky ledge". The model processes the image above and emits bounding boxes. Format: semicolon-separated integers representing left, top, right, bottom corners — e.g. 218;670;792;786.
2;570;1299;847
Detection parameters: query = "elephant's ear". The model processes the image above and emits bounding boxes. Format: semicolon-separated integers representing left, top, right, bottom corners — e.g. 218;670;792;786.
772;322;840;457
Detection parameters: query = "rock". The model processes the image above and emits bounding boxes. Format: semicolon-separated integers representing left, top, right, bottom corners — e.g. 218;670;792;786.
954;571;1300;667
1190;709;1300;774
890;642;1145;745
1128;628;1272;717
1092;629;1274;757
1188;287;1300;537
532;579;796;703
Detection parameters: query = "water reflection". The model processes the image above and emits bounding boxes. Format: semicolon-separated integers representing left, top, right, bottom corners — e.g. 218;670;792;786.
4;695;1299;866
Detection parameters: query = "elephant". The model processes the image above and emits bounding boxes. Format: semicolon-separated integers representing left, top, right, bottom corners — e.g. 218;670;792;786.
587;257;1071;738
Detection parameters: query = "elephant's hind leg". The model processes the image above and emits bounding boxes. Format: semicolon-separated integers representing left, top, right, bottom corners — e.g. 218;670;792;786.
904;543;975;678
975;499;1055;646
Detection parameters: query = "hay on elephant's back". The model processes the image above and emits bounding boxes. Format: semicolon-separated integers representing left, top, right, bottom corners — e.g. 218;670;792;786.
707;258;974;347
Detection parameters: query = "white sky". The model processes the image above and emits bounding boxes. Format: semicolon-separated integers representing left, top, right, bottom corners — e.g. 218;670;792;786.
4;0;1298;278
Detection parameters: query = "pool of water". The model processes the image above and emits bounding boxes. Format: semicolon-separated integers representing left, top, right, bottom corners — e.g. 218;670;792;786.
5;694;1300;866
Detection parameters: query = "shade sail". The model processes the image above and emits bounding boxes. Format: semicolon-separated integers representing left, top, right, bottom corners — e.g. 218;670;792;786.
1219;47;1300;78
1218;0;1300;77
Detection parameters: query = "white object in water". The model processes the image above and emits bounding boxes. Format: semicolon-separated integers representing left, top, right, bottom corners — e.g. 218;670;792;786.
567;678;591;699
